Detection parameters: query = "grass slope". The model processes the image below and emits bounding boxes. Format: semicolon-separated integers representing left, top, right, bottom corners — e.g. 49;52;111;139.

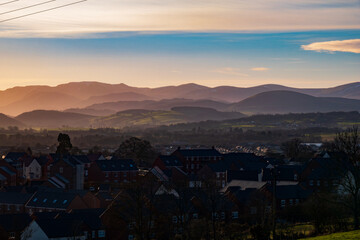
301;230;360;240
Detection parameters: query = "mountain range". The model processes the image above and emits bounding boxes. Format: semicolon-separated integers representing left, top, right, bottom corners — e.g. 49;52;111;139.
0;81;359;116
0;81;359;129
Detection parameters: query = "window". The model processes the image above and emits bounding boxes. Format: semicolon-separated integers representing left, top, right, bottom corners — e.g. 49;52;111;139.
294;174;298;181
317;180;321;186
128;222;135;230
98;230;106;238
295;199;299;205
250;207;257;215
114;173;118;177
216;172;220;178
7;204;10;211
92;231;96;238
63;200;68;204
192;213;198;219
85;170;88;176
231;211;238;219
309;180;314;186
289;199;293;206
59;167;63;174
16;205;20;212
53;199;57;203
172;216;178;223
105;173;109;178
221;212;225;219
281;200;286;208
33;198;38;202
191;164;194;169
128;235;134;240
43;198;47;203
9;232;15;239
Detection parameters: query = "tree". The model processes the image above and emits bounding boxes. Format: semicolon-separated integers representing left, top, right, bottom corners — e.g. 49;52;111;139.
56;133;72;155
334;126;360;229
115;137;158;167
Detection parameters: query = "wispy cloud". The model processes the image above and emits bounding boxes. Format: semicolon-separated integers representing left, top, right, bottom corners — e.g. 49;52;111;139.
0;0;359;38
251;67;270;71
301;39;360;54
213;67;248;77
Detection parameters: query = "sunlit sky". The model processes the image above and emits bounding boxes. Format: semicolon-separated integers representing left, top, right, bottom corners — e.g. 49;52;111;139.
0;0;359;90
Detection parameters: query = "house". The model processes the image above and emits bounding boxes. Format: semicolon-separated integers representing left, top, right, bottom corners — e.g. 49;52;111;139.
198;161;228;188
0;213;32;240
301;157;343;190
0;192;34;214
171;147;222;174
24;218;87;240
49;155;84;190
88;158;138;184
152;155;183;171
23;158;42;181
260;183;312;209
25;190;88;214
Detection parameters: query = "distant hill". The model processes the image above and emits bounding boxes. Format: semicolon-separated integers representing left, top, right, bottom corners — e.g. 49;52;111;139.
15;110;94;128
82;98;230;113
91;107;244;128
227;91;360;114
0;81;359;116
0;113;24;128
0;91;81;116
78;92;153;107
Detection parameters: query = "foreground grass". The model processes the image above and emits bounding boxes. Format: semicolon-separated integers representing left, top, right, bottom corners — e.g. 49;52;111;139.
301;230;360;240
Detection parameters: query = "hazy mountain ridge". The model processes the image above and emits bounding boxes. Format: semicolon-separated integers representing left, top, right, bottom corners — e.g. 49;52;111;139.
0;81;359;115
227;91;360;114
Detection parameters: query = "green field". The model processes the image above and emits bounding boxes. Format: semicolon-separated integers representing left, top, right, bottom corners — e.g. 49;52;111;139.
301;230;360;240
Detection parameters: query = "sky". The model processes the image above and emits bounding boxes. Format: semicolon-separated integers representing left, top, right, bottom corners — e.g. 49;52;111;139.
0;0;359;90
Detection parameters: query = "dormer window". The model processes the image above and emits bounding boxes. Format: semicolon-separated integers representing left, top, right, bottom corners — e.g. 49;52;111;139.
33;198;38;202
63;200;68;204
43;198;47;203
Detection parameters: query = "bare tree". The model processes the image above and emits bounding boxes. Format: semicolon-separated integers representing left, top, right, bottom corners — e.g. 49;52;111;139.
334;126;360;229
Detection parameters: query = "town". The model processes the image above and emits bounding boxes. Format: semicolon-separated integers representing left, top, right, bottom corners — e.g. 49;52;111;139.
0;127;358;240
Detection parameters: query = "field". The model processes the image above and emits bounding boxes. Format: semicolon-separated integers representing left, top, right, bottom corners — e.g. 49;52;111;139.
301;230;360;240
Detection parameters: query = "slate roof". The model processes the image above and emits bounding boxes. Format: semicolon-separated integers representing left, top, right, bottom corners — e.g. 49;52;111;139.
0;192;33;205
57;209;105;230
304;158;344;180
223;152;267;171
227;170;260;182
96;158;138;172
0;166;16;176
26;191;78;209
0;214;32;232
36;218;85;238
263;164;305;181
4;152;26;162
265;184;312;199
175;148;222;157
158;155;183;167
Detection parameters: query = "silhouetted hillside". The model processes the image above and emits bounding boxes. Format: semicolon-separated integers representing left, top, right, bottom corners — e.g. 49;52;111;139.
228;91;360;114
0;113;24;128
15;110;94;128
91;107;244;128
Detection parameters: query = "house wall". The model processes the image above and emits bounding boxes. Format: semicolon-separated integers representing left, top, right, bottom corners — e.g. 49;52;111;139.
22;221;48;240
25;160;42;180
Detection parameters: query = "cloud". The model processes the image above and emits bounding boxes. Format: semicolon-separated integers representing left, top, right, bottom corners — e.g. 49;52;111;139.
0;0;359;38
251;67;270;71
213;67;248;77
301;39;360;53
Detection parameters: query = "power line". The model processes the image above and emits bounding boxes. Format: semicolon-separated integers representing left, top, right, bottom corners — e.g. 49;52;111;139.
0;0;56;16
0;0;20;6
0;0;87;23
